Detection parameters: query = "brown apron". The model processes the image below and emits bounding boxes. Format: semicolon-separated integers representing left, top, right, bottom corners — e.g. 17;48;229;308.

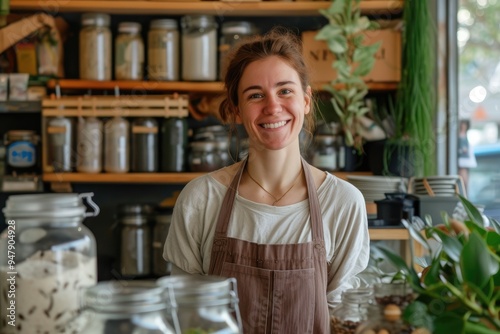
209;158;330;334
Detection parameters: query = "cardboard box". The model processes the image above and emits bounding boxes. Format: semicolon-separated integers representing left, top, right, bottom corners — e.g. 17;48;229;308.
302;27;401;84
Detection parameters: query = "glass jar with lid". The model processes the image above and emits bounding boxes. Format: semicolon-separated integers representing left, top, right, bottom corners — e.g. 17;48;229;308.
77;116;103;173
181;15;218;81
219;21;256;80
79;13;112;81
355;303;414;334
104;115;129;173
0;193;99;334
161;117;187;172
373;282;415;311
330;287;374;334
312;135;337;171
4;130;39;176
77;280;177;334
115;22;144;80
148;19;179;81
131;117;159;172
153;206;173;277
157;275;242;334
188;141;219;172
47;115;74;172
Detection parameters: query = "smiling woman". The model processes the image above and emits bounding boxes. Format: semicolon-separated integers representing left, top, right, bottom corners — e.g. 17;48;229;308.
163;27;370;334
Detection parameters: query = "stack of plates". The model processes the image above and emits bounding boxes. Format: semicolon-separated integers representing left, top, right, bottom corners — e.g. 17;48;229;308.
411;175;460;197
347;175;407;202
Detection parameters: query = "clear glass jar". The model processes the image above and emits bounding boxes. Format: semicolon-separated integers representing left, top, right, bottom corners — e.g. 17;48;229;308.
79;13;112;81
116;203;155;278
330;287;374;334
219;21;256;80
77;116;103;173
4;130;39;176
131;117;159;172
47;115;74;172
312;135;337;171
181;15;218;81
355;304;412;334
161;117;187;172
77;280;177;334
115;22;144;80
373;282;414;311
157;275;242;334
188;141;219;172
0;193;99;334
148;19;179;81
153;206;172;277
104;116;129;173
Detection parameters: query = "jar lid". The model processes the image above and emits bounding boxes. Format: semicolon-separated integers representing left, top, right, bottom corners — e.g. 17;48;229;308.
81;13;110;27
190;141;217;151
118;22;141;34
3;193;98;219
221;21;255;35
150;19;178;30
117;203;156;216
84;280;171;313
181;15;217;30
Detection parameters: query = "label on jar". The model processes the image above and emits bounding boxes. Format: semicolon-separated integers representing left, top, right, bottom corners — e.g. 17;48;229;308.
115;36;144;80
148;30;179;81
7;141;36;167
132;125;158;134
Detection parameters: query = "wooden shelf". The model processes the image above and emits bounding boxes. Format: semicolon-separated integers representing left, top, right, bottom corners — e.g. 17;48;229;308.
42;172;206;184
46;79;398;93
10;1;403;16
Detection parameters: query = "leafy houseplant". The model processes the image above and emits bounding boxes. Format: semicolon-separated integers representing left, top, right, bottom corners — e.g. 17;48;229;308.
315;0;380;151
375;196;500;333
384;0;437;177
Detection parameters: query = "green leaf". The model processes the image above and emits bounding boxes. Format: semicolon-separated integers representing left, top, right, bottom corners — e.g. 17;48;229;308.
325;0;344;15
485;231;500;253
461;232;500;289
403;301;434;331
315;25;341;41
432;228;463;262
465;220;488;238
489;218;500;233
373;245;420;286
327;35;347;53
434;314;465;334
459;195;485;226
464;320;500;334
422;257;441;287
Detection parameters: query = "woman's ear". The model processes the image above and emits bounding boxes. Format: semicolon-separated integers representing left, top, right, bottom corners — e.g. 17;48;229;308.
304;85;312;115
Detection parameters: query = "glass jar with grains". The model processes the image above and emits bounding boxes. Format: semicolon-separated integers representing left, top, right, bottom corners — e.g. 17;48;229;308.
79;13;112;81
148;19;179;81
115;22;144;80
330;287;374;334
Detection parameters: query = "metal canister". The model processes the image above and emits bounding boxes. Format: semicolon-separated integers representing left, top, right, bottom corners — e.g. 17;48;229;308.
4;130;39;176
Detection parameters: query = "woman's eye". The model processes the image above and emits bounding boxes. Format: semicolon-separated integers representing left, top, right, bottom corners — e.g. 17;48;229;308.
249;93;263;99
280;88;292;95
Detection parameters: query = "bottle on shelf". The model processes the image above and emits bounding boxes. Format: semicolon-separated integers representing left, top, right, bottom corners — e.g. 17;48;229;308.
104;115;129;173
148;18;179;81
79;13;112;81
115;22;144;80
161;116;187;172
131;117;159;172
47;115;74;172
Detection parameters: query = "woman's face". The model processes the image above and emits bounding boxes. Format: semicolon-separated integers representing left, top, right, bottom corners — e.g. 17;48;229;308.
236;56;311;151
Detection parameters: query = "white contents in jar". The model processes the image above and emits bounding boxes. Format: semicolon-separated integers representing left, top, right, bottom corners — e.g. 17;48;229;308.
79;13;112;81
0;250;97;333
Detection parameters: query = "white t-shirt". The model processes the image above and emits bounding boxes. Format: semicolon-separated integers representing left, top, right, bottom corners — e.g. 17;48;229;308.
163;171;370;305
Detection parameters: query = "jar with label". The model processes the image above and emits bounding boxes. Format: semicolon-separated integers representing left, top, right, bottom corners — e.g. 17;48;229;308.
104;116;129;173
153;206;172;277
4;130;39;176
219;21;256;80
115;22;144;80
330;288;374;334
47;116;74;172
77;281;177;334
148;19;179;81
0;193;99;334
157;275;242;334
181;15;218;81
131;117;159;172
116;203;155;278
79;13;111;81
76;116;103;173
161;117;187;172
312;135;337;171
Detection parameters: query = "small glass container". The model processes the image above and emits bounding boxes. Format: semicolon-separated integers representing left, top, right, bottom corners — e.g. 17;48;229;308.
47;116;74;172
0;193;99;334
76;116;103;173
148;19;179;81
157;275;242;334
4;130;39;176
374;282;414;311
188;141;219;172
355;304;412;334
79;13;112;81
115;22;144;80
312;135;337;171
104;116;129;173
330;287;374;334
78;280;177;334
131;117;159;172
219;21;255;80
181;15;218;81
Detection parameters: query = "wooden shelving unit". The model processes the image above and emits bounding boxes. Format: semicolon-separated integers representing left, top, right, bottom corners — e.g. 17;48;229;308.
10;1;404;16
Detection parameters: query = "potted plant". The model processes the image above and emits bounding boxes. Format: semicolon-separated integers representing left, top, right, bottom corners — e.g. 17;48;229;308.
383;0;437;177
315;0;381;155
374;196;500;333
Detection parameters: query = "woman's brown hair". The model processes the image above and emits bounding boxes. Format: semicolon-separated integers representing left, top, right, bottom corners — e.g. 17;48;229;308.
219;26;316;137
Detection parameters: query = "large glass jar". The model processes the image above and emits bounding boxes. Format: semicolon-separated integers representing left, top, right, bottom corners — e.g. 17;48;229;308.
77;116;103;173
330;287;374;334
161;117;187;172
373;282;414;311
219;21;255;80
47;115;73;172
181;15;218;81
77;280;177;334
115;22;144;80
355;304;413;334
104;116;129;173
0;193;99;334
131;117;159;172
148;19;179;81
157;275;242;333
79;13;112;81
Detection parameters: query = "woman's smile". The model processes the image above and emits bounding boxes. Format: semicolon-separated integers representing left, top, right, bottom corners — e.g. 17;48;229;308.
261;120;289;129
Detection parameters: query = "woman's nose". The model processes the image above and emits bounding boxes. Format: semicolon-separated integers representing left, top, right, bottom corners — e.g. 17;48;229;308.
264;95;282;114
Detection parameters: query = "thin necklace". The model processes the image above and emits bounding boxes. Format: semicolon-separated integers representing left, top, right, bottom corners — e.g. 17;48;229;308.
246;166;302;206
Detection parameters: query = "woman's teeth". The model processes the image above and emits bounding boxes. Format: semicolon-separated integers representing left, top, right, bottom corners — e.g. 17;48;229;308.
261;121;287;129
